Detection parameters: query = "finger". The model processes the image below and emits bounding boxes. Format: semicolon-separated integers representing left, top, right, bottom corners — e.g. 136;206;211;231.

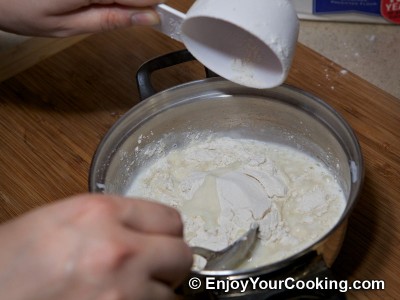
53;6;160;36
38;194;184;237
116;197;185;237
90;0;166;6
144;281;177;300
129;233;193;287
127;281;176;300
79;194;185;237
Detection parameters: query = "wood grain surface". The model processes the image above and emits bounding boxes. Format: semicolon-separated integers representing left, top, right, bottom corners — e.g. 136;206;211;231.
0;34;89;83
0;1;399;298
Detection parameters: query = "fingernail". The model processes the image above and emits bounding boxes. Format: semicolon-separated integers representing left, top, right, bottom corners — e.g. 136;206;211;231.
131;11;160;26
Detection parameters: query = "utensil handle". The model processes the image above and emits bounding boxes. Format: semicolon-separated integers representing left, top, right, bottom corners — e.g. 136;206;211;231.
136;49;218;100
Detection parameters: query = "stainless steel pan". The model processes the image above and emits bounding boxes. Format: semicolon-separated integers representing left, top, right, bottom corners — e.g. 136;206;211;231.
89;50;364;299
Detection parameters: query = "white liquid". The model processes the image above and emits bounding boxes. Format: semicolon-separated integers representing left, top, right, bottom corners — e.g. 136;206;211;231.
126;137;346;269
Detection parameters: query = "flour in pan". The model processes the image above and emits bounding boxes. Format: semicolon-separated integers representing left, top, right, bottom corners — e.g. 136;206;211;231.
126;136;346;269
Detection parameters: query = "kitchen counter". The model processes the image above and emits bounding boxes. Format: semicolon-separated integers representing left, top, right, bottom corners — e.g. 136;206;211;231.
0;2;399;299
1;18;399;99
299;20;400;100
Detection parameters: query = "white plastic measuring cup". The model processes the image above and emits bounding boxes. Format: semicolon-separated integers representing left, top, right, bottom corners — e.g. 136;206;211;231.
154;0;299;89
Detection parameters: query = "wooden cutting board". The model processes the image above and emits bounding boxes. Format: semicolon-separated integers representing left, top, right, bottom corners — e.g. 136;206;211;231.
0;5;399;299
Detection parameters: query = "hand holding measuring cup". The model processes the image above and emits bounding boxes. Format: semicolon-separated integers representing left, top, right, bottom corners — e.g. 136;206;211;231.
155;0;299;89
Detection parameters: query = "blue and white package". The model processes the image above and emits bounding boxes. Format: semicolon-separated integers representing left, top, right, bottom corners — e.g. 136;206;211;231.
314;0;381;16
292;0;399;24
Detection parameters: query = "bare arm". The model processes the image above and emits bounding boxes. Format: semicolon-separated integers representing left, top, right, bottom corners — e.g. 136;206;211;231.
0;0;165;37
0;194;192;300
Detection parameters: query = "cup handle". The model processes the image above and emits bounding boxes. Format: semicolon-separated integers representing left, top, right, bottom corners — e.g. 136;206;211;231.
136;49;218;100
153;4;185;42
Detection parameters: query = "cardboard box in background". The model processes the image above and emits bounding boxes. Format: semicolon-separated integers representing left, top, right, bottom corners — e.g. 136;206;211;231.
292;0;400;24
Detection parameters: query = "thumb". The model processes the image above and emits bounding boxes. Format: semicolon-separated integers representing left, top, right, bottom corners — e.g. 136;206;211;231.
57;6;160;36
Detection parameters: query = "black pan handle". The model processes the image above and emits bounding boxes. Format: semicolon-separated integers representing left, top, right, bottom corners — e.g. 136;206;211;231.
247;256;347;300
178;253;347;300
259;265;347;300
135;49;218;101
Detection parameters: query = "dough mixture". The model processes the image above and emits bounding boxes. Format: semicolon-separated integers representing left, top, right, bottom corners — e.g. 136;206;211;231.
126;136;346;269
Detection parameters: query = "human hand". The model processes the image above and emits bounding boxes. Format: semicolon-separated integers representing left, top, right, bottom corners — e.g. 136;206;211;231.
0;0;165;37
0;194;192;300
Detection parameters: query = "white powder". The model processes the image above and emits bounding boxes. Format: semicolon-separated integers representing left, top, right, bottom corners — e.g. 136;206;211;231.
126;137;346;269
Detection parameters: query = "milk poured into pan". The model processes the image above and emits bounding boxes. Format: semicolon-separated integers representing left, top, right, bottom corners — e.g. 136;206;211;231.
126;136;346;269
